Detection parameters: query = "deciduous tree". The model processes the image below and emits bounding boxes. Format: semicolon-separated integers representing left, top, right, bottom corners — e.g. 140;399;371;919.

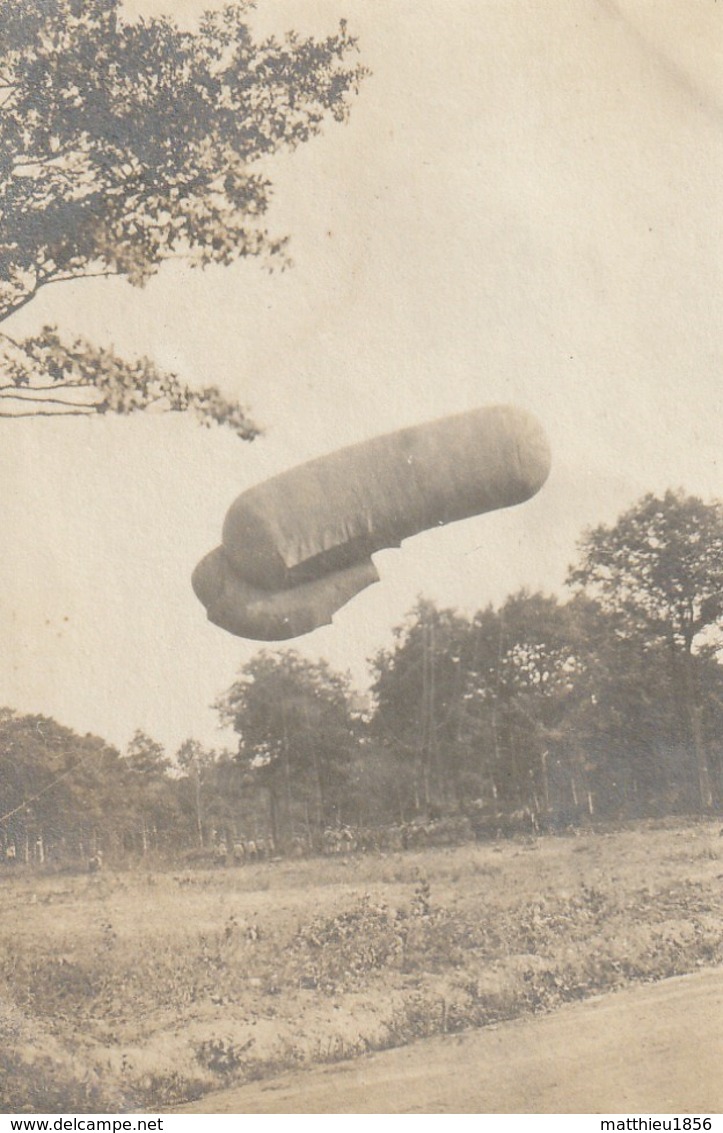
0;0;366;426
216;650;359;845
370;599;472;812
568;490;723;809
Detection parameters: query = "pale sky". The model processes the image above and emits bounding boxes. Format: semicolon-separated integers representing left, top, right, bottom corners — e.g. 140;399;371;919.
1;0;721;756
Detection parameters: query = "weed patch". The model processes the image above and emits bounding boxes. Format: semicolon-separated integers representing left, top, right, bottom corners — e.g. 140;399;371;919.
1;822;722;1110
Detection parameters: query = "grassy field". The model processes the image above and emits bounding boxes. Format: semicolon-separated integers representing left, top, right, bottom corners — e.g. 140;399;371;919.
1;818;722;1113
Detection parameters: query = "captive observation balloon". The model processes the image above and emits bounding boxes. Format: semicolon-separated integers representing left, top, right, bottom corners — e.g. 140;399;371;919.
192;404;550;641
192;550;380;642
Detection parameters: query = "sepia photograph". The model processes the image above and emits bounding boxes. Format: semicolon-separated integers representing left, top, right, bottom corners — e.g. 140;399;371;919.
0;0;722;1116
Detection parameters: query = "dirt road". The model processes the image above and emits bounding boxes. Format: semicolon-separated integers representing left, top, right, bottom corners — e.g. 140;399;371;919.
177;968;723;1113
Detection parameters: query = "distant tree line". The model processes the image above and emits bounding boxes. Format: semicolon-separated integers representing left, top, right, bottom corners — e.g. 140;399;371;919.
1;490;722;866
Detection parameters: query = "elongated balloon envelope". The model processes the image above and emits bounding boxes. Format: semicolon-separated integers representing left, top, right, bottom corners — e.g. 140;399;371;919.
193;405;550;641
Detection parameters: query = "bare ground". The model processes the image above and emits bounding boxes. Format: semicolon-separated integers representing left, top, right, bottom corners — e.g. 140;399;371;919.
178;967;723;1114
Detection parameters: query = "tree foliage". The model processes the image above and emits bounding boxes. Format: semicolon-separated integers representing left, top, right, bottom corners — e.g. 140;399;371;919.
568;490;723;650
216;650;359;844
0;0;366;425
0;708;124;857
0;326;260;433
0;710;229;860
569;490;723;808
371;599;473;810
371;594;585;814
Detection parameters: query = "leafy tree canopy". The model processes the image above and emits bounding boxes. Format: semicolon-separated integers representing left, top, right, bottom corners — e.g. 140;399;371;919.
0;0;366;425
568;490;723;652
0;325;260;430
217;649;355;776
216;650;360;840
0;707;120;837
569;489;723;809
124;728;169;777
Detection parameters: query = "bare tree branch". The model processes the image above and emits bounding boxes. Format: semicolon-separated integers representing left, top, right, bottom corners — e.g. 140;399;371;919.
0;393;97;408
0;409;95;418
0;381;89;392
0;279;42;322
